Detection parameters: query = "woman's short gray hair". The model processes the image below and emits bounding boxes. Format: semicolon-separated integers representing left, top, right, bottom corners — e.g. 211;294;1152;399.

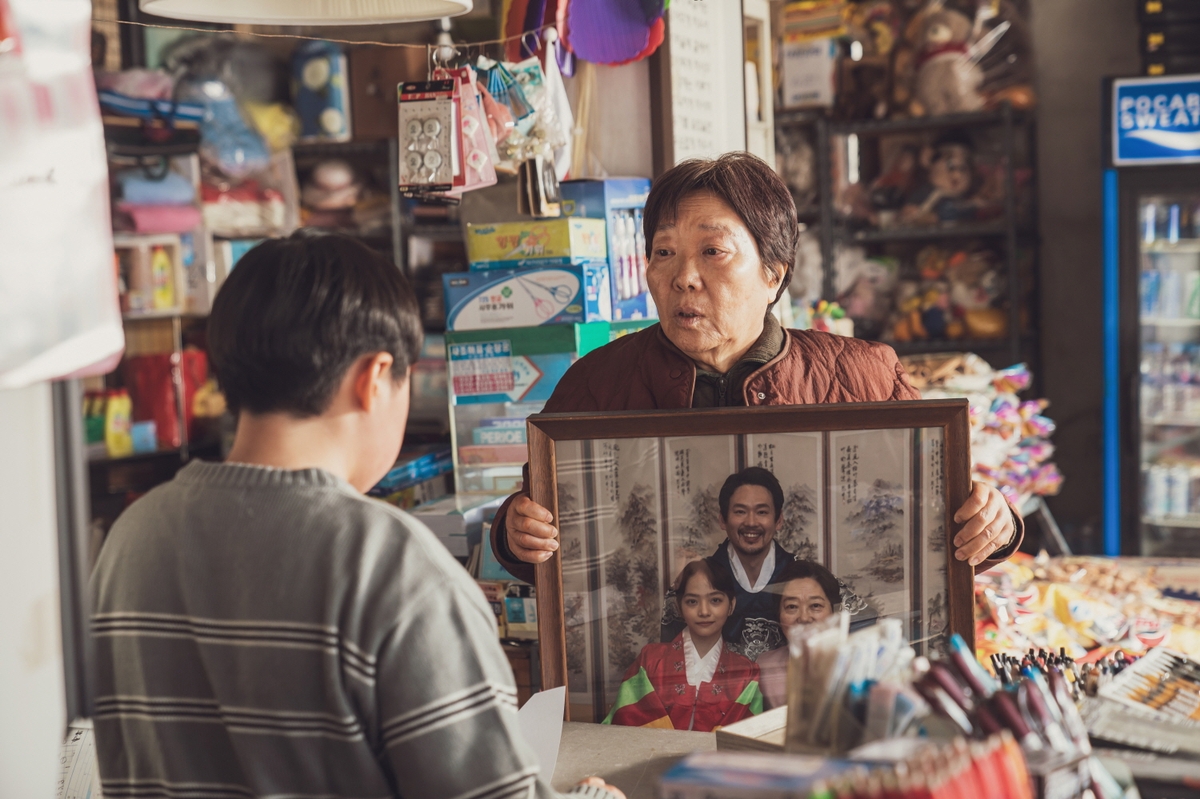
642;152;799;306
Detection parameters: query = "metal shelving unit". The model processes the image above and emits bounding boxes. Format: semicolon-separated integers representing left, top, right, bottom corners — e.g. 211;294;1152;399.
778;105;1038;369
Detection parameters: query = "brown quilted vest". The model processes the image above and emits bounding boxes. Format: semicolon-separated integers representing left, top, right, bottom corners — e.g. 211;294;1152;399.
542;323;922;412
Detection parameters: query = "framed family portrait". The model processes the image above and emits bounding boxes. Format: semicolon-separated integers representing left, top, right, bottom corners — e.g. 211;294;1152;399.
526;400;972;723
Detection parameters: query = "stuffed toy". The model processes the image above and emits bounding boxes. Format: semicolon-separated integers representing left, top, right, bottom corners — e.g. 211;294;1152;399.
901;132;980;226
910;3;983;117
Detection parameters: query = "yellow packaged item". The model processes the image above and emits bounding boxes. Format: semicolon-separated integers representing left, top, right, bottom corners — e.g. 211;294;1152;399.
104;389;134;458
150;245;175;310
466;218;607;269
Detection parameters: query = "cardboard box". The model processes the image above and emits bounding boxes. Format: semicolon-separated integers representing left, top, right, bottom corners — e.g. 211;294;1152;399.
781;38;837;108
477;580;509;638
443;263;612;331
559;177;658;322
446;323;612;495
466;218;607;269
504;583;538;639
445;323;611;406
472;426;527;445
457;444;528;465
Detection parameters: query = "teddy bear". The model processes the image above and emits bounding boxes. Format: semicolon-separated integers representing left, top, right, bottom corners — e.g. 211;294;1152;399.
900;132;980;226
910;3;984;117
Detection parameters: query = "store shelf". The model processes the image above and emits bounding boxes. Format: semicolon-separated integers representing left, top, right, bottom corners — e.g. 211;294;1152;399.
835;222;1012;243
797;207;821;225
1144;415;1200;427
775;109;825;127
1141;317;1200;327
874;338;1020;355
88;447;184;465
1144;515;1200;529
1142;240;1200;254
407;223;464;241
829;108;1027;137
122;309;204;321
292;139;389;158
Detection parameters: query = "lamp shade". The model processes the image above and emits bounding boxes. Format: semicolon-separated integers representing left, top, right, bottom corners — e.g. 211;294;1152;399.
139;0;472;25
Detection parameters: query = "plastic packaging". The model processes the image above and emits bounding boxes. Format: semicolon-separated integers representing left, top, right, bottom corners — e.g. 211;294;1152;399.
104;390;134;458
0;0;123;387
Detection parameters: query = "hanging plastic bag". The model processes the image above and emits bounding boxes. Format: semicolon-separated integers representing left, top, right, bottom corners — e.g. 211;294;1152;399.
491;57;567;173
0;0;124;387
433;65;499;197
542;28;575;181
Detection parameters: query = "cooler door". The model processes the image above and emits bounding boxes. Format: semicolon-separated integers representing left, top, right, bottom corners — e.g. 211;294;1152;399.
1138;191;1200;555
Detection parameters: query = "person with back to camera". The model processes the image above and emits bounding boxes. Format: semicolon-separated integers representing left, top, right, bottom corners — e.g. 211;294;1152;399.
603;559;763;732
90;232;623;799
756;559;842;710
491;153;1023;584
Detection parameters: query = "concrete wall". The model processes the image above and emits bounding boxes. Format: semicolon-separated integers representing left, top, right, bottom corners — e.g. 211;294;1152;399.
0;383;66;797
1032;1;1141;550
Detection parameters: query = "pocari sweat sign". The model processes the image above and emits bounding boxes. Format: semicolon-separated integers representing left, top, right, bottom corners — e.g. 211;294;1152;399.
1114;75;1200;165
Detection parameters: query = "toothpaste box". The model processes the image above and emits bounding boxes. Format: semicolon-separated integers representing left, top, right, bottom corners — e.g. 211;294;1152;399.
442;262;612;331
559;177;657;322
466;218;607;269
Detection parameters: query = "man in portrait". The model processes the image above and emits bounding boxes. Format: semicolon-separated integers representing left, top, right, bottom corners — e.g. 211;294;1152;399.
663;467;799;660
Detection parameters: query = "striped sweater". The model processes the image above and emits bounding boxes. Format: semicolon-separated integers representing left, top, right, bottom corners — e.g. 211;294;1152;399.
90;461;605;799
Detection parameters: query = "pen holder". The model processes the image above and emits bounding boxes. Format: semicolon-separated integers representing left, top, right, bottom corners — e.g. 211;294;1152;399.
784;702;866;755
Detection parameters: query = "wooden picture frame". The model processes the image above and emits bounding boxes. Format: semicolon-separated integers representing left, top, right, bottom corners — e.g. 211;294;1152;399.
526;400;972;722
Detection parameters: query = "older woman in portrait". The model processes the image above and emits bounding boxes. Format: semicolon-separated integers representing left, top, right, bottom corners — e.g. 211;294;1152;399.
756;559;841;710
491;153;1022;581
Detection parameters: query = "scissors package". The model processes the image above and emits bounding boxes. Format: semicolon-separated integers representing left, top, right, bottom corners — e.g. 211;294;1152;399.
442;262;612;331
465;218;607;269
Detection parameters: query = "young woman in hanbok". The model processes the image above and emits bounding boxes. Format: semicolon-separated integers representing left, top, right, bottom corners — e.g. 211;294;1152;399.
603;559;763;731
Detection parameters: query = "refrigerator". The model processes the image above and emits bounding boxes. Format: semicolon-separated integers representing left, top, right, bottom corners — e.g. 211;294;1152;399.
1104;74;1200;557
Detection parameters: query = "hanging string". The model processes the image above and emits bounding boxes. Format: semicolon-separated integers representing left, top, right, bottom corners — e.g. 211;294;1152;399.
90;16;553;51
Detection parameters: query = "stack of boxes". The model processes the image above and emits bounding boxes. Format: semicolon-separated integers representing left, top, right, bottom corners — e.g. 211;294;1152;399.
430;179;656;655
441;178;656;500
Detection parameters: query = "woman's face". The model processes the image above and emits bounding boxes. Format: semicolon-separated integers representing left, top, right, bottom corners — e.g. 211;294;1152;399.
778;577;833;628
646;191;781;372
679;572;734;642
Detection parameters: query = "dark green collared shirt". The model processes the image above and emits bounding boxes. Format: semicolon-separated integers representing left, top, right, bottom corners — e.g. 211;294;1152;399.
692;314;785;408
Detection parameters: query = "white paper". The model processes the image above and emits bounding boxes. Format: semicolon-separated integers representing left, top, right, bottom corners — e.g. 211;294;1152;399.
57;720;103;799
517;686;566;780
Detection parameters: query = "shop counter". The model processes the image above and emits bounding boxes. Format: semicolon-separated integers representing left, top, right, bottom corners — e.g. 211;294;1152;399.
552;722;713;799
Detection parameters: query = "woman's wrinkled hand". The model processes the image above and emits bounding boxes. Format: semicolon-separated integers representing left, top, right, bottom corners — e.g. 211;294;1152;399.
507;494;559;564
952;482;1016;566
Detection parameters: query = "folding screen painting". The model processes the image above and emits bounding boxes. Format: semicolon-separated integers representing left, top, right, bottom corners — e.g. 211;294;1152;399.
528;402;972;722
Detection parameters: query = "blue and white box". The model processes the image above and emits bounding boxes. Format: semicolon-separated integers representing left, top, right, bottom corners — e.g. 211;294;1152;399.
560;177;657;322
442;262;612;331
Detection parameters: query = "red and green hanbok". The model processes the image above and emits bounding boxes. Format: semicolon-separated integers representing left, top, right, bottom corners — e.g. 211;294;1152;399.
601;633;763;732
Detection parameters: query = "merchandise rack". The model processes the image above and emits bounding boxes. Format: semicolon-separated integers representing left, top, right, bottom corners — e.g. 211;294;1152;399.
778;105;1039;370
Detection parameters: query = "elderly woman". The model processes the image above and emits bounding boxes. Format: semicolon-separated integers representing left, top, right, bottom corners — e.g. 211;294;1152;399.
756;559;841;710
491;153;1021;582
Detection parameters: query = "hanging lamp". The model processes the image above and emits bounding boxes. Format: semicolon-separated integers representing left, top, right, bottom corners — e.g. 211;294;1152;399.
138;0;472;25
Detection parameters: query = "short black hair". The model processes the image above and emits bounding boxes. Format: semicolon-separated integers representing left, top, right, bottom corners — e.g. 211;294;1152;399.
208;232;423;417
674;558;738;609
771;558;841;621
642;152;798;306
718;467;784;521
